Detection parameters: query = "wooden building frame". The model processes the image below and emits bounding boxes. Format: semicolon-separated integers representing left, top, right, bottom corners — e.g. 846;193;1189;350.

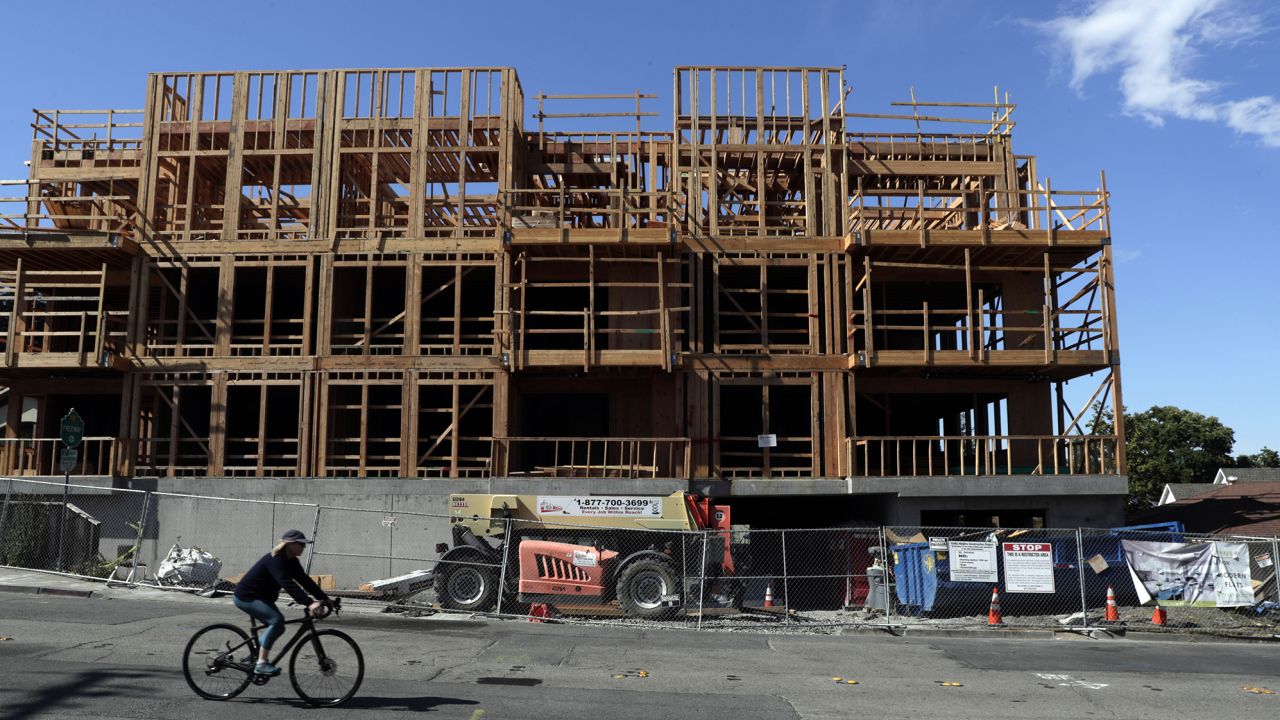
0;64;1125;484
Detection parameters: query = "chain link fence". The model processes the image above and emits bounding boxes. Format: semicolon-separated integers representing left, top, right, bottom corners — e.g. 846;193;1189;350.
2;476;1278;638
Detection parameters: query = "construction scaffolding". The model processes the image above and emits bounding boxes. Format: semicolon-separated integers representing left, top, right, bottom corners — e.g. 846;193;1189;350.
0;65;1124;484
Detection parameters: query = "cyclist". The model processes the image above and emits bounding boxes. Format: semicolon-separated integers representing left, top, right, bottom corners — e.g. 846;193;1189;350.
232;529;331;676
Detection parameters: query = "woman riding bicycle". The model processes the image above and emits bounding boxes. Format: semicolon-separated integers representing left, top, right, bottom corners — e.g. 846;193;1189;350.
232;529;331;676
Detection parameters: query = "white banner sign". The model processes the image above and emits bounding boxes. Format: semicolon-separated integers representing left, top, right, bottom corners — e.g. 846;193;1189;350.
948;540;998;583
1002;542;1055;593
1121;540;1254;607
536;496;663;517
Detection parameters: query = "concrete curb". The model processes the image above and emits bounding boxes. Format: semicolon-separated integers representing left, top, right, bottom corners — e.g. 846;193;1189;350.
0;584;93;599
835;623;1280;643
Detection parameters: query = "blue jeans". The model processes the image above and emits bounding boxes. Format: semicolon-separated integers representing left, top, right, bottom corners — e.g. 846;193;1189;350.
232;596;284;652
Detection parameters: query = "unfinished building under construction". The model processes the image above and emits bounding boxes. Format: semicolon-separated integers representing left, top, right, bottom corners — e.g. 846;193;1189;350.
0;66;1127;527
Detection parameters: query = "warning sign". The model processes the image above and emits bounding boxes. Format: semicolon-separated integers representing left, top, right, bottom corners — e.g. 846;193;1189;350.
947;540;998;583
536;496;663;517
1002;542;1055;593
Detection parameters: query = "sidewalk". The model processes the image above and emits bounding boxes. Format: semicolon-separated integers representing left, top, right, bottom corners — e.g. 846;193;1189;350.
3;568;1276;644
0;569;204;602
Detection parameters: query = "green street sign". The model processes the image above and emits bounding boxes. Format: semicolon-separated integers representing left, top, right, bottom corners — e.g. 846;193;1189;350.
60;409;84;448
59;447;79;473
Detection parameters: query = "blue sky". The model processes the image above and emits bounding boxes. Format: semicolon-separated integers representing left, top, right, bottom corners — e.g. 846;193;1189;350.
2;0;1276;452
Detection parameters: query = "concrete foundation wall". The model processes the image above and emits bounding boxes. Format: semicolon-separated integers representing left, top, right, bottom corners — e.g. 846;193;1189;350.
3;473;1127;590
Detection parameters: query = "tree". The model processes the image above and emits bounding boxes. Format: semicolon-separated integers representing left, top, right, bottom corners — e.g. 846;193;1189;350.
1235;447;1280;468
1121;406;1235;511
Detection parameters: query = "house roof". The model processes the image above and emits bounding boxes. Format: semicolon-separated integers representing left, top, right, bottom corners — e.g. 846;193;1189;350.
1215;467;1280;484
1159;483;1218;504
1134;481;1280;537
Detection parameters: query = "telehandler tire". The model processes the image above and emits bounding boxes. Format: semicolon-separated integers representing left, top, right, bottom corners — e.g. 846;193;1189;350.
435;548;498;612
616;557;680;620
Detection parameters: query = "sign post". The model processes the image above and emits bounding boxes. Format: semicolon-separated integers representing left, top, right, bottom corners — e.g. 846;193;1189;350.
56;409;84;572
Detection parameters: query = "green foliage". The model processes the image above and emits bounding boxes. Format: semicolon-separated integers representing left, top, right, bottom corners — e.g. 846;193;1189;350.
1235;447;1280;468
0;502;53;568
1120;406;1235;512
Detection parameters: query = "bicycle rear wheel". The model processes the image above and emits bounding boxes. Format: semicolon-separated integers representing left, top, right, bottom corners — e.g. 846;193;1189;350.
289;629;365;707
183;623;254;700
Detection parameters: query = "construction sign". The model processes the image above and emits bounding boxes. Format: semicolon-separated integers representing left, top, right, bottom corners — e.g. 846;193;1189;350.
947;540;998;583
1002;542;1055;593
536;496;663;517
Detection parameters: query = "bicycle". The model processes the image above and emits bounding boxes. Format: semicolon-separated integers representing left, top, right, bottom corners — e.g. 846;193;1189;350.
182;597;364;706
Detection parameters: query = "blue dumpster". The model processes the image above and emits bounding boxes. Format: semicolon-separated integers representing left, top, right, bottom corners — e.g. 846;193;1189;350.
891;543;937;613
892;542;993;614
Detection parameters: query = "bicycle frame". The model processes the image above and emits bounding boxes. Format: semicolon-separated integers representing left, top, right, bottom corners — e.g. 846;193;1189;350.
222;610;329;674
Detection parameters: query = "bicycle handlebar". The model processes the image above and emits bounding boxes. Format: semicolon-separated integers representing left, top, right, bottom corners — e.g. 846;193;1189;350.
284;597;341;619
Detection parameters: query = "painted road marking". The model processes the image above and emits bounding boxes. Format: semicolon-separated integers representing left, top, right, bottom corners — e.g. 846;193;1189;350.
1036;673;1108;690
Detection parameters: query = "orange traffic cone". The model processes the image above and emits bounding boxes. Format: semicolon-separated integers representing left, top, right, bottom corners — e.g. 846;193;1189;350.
1151;603;1167;626
529;603;551;623
987;586;1003;626
764;581;775;608
1105;585;1120;622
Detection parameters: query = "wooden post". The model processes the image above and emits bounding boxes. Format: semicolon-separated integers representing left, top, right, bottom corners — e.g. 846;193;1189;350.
5;258;23;367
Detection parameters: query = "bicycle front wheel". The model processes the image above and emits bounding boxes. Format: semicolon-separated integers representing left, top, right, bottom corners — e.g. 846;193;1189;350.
289;629;365;707
183;623;254;700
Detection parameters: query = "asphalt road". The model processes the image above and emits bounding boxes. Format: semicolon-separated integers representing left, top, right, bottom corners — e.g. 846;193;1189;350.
1;591;1279;719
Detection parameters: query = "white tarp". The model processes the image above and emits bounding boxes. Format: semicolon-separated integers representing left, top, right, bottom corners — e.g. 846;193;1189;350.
156;545;223;587
1121;540;1254;607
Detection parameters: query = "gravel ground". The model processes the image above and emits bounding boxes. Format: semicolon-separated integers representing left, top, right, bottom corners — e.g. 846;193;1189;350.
375;589;1280;638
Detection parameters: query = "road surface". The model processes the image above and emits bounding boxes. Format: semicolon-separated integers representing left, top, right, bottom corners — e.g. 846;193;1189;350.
1;586;1278;719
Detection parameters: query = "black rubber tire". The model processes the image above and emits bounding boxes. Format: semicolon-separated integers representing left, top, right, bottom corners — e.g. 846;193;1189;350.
435;548;499;612
616;557;681;620
289;629;365;707
182;623;254;700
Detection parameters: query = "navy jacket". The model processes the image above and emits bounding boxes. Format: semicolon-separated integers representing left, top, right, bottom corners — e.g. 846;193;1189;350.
234;552;329;606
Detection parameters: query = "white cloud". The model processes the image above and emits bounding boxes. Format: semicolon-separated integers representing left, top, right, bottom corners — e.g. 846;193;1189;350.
1042;0;1280;147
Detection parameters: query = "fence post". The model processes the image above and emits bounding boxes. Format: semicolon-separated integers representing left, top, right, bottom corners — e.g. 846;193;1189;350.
1075;528;1089;629
781;529;790;624
881;526;892;629
111;490;150;585
696;529;709;630
1273;538;1280;604
56;470;70;572
305;505;322;574
495;517;511;616
0;478;13;554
